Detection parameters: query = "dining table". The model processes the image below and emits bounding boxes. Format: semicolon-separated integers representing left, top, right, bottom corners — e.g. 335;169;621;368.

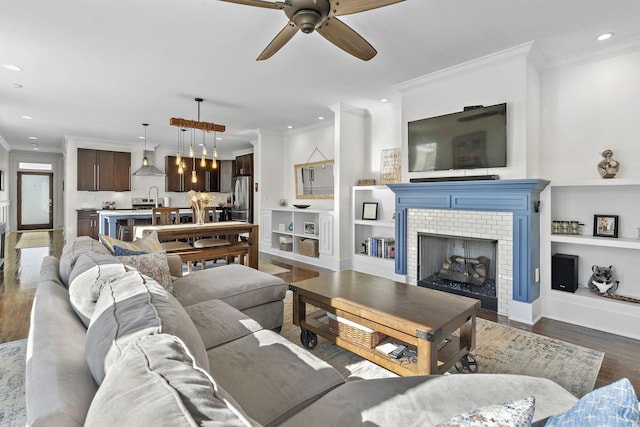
133;221;259;269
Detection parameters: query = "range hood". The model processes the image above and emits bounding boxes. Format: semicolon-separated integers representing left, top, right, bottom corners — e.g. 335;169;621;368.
132;150;165;176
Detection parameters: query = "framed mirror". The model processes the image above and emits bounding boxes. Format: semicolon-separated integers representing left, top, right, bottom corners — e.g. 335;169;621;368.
295;160;334;199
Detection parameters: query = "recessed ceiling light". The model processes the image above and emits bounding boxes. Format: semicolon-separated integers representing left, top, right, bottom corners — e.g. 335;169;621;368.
596;32;614;41
287;125;293;129
318;116;324;120
216;137;222;140
31;143;40;151
2;64;23;71
21;115;32;119
138;136;145;139
28;136;38;140
380;98;388;103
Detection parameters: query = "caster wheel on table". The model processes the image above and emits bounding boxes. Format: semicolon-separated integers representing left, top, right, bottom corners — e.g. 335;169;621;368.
455;353;478;373
300;329;318;349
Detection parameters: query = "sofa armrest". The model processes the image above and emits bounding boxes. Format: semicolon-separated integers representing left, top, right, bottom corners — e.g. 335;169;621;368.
167;254;183;278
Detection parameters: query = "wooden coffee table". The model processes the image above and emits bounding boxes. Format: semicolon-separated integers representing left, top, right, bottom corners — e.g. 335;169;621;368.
290;270;480;376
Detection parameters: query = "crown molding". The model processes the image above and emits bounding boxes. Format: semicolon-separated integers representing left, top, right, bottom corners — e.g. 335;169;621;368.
541;35;640;74
0;134;10;152
395;42;536;92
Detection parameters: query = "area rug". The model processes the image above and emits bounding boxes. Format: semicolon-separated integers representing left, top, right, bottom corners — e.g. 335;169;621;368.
280;292;604;398
0;339;26;427
14;231;51;249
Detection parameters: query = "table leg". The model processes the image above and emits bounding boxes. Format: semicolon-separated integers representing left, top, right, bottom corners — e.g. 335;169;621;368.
416;339;437;375
459;314;476;353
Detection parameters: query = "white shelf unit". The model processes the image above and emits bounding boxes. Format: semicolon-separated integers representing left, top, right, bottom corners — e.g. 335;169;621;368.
351;185;403;281
540;179;640;340
261;208;336;270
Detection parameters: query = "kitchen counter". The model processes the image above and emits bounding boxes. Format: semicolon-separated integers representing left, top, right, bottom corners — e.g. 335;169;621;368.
97;208;231;237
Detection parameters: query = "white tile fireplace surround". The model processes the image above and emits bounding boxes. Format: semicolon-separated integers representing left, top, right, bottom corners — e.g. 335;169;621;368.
406;209;513;316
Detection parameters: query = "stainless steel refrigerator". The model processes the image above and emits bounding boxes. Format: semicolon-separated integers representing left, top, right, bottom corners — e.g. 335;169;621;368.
232;175;252;223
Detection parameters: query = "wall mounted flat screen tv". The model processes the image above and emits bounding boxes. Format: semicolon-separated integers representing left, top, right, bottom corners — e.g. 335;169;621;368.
408;103;507;172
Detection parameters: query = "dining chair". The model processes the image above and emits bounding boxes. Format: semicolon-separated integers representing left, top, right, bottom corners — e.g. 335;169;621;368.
192;207;232;269
152;207;194;272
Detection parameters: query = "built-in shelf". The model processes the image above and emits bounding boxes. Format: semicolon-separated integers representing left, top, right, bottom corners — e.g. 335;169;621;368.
550;234;640;249
550;178;640;187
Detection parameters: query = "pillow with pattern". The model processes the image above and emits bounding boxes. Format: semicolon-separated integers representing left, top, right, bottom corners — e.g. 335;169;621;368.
116;251;173;294
436;396;535;427
545;378;638;427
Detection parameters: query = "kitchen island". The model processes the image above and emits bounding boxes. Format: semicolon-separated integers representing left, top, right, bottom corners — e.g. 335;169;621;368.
98;208;229;238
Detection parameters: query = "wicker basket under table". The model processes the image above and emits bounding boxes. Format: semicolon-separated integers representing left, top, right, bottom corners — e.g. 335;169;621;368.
327;313;387;348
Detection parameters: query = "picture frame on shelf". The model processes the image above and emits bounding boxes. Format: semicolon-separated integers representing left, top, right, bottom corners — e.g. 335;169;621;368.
362;202;379;220
304;221;316;236
593;214;618;238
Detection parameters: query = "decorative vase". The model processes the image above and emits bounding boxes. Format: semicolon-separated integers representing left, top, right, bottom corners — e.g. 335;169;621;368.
195;207;205;225
597;149;619;178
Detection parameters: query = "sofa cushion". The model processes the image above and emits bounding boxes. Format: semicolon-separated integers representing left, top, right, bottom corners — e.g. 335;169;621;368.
59;236;112;287
184;299;263;349
68;252;127;327
85;270;209;384
116;250;173;293
206;329;345;426
545;378;639;426
26;280;98;427
85;334;258;427
173;263;287;310
279;374;578;427
435;396;535;427
99;231;163;255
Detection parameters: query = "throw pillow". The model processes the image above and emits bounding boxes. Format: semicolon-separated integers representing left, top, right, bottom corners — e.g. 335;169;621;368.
84;334;257;427
116;250;173;294
112;245;147;256
99;231;163;255
85;270;209;384
545;378;639;427
436;396;535;427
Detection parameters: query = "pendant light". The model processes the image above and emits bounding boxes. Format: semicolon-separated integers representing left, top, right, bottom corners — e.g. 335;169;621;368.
212;131;218;170
132;123;164;176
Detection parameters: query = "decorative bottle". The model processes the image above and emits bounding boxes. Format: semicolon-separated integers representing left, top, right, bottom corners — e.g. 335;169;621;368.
597;149;619;178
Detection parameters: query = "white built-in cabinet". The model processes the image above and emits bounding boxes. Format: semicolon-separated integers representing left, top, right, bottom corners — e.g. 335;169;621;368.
261;208;334;269
351;186;402;281
541;178;640;340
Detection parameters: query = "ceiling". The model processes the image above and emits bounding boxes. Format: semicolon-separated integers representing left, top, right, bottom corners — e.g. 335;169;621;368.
1;0;640;157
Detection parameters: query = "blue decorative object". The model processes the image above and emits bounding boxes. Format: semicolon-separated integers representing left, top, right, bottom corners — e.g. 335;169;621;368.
545;378;639;426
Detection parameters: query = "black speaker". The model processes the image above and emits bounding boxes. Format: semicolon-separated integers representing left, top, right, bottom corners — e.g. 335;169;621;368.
551;254;578;293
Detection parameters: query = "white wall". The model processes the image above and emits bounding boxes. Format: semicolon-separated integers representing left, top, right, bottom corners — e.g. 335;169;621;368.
540;51;640;180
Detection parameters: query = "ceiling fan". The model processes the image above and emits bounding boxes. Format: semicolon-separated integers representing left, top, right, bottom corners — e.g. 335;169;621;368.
219;0;404;61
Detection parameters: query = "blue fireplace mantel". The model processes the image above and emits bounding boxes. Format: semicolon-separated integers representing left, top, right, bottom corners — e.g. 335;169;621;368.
388;179;549;304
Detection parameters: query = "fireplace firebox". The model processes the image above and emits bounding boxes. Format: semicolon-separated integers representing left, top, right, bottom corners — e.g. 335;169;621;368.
418;233;498;312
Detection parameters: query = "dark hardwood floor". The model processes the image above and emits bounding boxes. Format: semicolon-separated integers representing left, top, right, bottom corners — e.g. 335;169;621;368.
2;229;638;394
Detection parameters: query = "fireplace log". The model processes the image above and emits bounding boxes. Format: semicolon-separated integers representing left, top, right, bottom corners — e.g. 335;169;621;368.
439;255;489;287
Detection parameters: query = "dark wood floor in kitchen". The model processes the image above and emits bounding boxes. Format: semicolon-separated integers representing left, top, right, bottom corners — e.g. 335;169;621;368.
1;229;638;394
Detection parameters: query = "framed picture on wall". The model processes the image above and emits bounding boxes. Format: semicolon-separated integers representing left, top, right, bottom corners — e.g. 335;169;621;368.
304;222;316;236
593;214;618;238
362;202;379;220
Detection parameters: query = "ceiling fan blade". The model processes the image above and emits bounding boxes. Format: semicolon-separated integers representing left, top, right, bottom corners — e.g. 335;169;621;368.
316;17;376;61
329;0;404;17
218;0;286;10
257;22;298;60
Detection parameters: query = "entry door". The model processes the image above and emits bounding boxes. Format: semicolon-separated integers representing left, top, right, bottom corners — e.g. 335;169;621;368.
17;172;53;230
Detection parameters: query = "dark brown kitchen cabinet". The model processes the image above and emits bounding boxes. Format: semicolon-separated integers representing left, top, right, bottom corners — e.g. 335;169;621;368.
165;156;220;192
234;153;253;176
77;209;99;240
77;148;131;191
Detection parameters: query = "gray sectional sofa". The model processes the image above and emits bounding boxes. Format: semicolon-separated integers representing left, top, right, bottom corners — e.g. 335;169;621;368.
26;236;580;426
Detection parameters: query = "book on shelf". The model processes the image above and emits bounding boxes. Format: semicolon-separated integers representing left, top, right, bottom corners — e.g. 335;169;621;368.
364;237;395;259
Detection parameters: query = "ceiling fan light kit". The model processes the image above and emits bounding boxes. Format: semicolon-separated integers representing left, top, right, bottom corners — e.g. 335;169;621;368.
219;0;405;61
